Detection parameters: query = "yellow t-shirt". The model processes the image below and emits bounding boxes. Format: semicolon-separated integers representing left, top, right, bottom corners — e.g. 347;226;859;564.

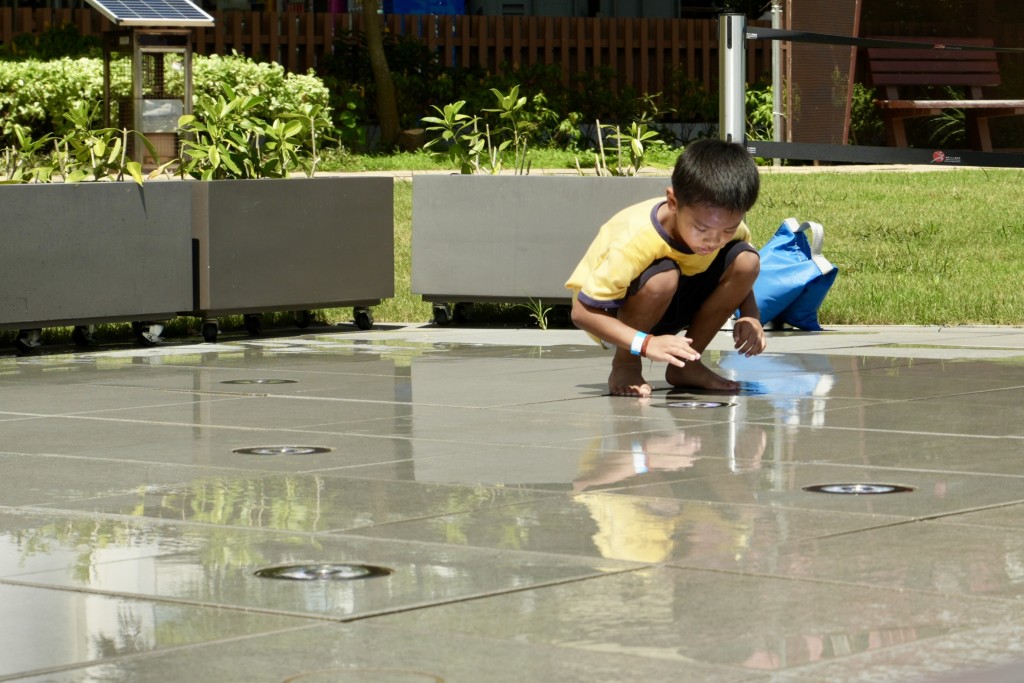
565;197;751;309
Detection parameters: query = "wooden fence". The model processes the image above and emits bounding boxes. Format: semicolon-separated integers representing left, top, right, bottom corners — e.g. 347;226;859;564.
7;9;1021;105
0;9;771;95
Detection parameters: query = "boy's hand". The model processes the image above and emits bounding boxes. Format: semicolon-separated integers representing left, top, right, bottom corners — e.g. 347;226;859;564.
645;335;701;367
733;317;766;357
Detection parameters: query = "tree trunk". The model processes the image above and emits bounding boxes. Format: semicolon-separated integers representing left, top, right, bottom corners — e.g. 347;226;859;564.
362;2;400;149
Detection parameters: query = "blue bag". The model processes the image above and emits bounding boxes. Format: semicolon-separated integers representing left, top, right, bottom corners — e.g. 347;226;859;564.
752;218;838;331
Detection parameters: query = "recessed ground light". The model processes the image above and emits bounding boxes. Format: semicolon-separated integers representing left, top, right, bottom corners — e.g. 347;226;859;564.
803;483;915;495
221;379;298;384
255;563;393;581
281;667;443;683
660;400;736;409
233;446;332;455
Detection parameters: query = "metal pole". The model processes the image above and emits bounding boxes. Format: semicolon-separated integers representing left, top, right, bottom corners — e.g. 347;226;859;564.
718;12;746;144
771;0;783;166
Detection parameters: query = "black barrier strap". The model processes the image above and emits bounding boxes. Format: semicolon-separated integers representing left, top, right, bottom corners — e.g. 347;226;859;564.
745;27;1024;54
746;141;1024;168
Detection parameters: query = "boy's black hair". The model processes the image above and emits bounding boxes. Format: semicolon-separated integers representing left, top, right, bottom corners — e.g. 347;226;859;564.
671;138;760;213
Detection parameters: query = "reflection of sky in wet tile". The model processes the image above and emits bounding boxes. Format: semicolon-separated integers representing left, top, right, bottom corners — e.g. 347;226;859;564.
0;581;309;677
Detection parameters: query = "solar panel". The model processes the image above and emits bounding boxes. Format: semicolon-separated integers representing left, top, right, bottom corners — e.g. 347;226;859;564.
86;0;214;26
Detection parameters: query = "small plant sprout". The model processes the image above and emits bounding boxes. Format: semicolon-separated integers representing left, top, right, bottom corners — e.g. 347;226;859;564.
592;120;666;176
515;296;553;330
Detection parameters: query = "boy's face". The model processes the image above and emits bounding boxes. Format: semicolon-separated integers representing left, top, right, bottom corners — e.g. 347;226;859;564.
666;189;745;255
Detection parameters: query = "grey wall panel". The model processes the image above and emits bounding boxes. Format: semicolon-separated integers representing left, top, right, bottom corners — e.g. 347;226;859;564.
411;175;671;303
0;182;193;328
191;177;394;314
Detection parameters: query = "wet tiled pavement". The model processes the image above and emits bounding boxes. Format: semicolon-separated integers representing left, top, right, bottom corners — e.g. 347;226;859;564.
3;323;1024;682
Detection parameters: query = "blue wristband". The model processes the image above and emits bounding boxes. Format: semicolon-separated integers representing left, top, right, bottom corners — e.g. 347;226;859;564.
630;332;648;356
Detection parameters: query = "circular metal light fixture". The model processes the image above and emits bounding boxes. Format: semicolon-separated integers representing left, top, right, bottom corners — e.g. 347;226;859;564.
232;446;332;456
661;400;736;409
221;379;298;385
282;667;443;682
803;483;915;495
255;563;393;581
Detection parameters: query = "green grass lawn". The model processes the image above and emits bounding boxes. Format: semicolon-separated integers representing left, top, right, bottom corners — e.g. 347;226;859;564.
328;164;1024;327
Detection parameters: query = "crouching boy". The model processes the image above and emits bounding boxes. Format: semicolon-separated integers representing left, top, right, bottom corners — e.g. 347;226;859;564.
565;138;766;398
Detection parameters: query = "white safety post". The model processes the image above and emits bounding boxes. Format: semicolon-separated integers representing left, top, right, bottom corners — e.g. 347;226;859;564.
771;0;783;166
718;12;747;144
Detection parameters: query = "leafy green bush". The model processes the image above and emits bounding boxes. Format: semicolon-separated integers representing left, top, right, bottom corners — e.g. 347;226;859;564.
0;58;106;145
2;100;161;184
177;83;331;179
191;53;330;123
0;52;331;149
848;82;884;146
745;82;774;141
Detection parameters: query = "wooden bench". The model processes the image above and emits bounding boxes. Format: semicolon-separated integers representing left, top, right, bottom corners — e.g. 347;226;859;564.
864;37;1024;151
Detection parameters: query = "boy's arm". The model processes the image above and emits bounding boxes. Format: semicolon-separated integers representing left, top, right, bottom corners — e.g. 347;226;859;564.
570;297;700;366
733;289;766;357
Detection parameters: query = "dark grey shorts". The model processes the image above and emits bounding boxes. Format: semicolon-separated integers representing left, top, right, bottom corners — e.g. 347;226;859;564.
627;239;757;335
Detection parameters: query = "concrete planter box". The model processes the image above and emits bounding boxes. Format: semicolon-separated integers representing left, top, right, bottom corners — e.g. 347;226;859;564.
189;176;394;341
0;182;193;343
411;175;671;323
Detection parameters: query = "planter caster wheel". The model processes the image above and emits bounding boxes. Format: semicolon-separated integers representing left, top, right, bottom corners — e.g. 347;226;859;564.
71;325;97;348
244;314;263;336
132;322;164;347
433;304;452;327
293;310;313;329
14;329;42;354
453;302;473;324
354;308;374;330
202;321;219;343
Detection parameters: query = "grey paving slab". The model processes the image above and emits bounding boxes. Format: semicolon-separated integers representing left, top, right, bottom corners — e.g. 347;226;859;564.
1;511;639;622
46;565;1006;683
3;324;1024;683
606;462;1024;519
38;471;562;534
348;492;908;565
706;521;1024;601
0;382;246;417
761;624;1024;683
0;582;313;679
0;415;496;473
369;566;1024;676
312;420;747;488
796;391;1024;438
9;618;752;683
0;453;247;507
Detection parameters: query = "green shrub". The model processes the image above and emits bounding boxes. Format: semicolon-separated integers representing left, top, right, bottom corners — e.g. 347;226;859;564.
177;83;331;179
191;53;330;122
0;52;331;149
745;82;774;141
848;82;884;146
0;58;106;145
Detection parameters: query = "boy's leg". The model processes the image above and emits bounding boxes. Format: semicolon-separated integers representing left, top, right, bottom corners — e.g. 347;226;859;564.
664;245;759;391
610;262;679;397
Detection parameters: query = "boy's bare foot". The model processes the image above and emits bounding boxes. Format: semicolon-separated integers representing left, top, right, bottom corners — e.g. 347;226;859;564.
665;361;740;392
609;364;652;397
